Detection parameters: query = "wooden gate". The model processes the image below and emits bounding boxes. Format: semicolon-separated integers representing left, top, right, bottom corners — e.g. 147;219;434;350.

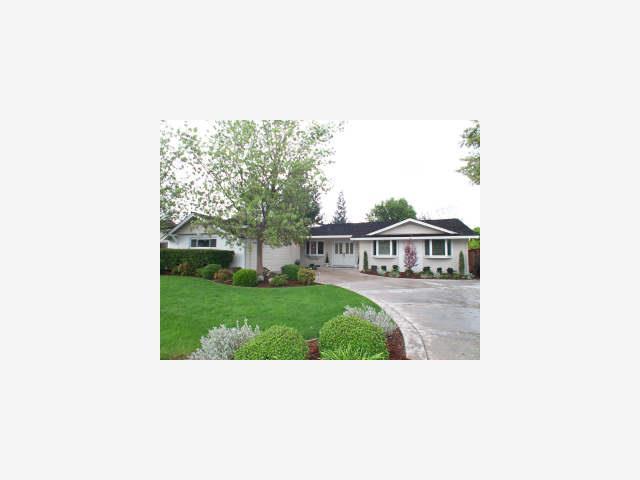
468;248;480;278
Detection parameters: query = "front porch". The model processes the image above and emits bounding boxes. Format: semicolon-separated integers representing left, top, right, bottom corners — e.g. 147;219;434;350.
301;238;359;268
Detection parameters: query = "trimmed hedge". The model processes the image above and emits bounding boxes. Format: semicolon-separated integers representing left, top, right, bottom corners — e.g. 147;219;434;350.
281;264;300;281
319;315;389;359
234;326;308;360
232;268;258;287
160;248;234;272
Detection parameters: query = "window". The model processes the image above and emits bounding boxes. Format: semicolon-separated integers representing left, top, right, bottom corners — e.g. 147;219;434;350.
424;239;452;256
374;240;397;256
190;238;217;248
306;241;324;256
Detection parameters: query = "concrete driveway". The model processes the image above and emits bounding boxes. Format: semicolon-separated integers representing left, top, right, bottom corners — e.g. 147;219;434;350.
316;268;480;360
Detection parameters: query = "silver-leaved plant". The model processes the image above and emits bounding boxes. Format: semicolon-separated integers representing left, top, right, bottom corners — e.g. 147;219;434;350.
343;304;397;335
190;320;260;360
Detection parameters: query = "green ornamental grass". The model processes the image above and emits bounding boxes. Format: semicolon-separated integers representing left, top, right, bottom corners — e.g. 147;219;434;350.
319;315;389;359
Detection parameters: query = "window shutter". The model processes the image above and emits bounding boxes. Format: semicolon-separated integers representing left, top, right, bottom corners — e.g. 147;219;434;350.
211;239;217;248
425;240;430;256
373;241;377;255
447;240;451;256
392;240;397;255
318;242;324;255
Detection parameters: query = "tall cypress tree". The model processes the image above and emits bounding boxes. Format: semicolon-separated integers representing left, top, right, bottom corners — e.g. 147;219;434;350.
332;191;347;224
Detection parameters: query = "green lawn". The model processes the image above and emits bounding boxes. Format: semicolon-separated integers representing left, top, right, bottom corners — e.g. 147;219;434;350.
160;275;378;359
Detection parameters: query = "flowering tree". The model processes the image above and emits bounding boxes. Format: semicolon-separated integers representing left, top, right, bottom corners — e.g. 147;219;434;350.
404;241;417;273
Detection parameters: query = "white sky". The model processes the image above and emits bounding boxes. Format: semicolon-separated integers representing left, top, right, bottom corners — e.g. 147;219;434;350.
322;120;480;227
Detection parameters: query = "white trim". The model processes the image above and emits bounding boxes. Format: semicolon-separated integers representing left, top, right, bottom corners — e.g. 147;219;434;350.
308;235;352;239
366;218;456;236
161;213;196;240
352;235;478;240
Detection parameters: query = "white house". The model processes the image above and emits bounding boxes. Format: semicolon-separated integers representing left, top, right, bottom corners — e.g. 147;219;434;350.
161;214;478;273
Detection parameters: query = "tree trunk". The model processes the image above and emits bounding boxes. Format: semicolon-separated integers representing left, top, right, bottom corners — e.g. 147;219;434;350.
256;238;264;275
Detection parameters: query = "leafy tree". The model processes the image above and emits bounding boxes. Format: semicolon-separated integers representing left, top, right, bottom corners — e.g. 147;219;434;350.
160;121;185;233
458;120;480;185
305;190;324;225
403;240;417;272
366;197;417;222
469;227;480;249
332;191;347;224
171;120;341;274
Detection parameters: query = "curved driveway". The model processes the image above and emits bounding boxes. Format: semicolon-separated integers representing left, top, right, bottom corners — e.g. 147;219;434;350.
316;268;480;360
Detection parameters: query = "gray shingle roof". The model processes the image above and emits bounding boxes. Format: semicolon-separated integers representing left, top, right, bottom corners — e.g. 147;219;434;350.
309;218;477;237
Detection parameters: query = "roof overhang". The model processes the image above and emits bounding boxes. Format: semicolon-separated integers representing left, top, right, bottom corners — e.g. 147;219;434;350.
351;235;479;240
366;218;456;236
308;235;352;239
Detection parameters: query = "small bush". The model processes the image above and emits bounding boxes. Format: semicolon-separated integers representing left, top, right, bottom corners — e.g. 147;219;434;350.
281;264;300;281
343;304;396;335
234;326;308;360
422;266;432;274
294;259;301;265
298;267;315;285
392;265;399;271
363;251;368;271
447;267;454;275
381;265;387;272
325;253;329;264
388;270;400;278
232;268;258;287
319;315;389;359
322;345;388;360
189;320;260;360
215;268;233;281
437;267;443;274
269;274;288;287
198;263;221;279
371;265;378;272
175;262;195;276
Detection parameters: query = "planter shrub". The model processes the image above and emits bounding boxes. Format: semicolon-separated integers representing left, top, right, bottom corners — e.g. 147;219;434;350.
319;315;389;359
447;267;454;275
321;345;388;360
232;268;258;287
215;268;233;281
174;262;195;276
269;274;288;287
297;267;315;285
363;251;368;271
190;320;260;360
458;251;465;275
160;248;234;271
234;325;308;360
281;264;300;281
198;263;222;280
343;304;396;335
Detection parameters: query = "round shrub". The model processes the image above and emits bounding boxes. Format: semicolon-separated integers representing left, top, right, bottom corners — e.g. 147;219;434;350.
297;267;315;285
232;268;258;287
199;263;221;280
269;274;288;287
319;315;389;359
234;326;308;360
214;268;233;282
281;264;300;281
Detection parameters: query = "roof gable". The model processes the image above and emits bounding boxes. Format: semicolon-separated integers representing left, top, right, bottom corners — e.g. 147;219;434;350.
309;218;477;237
366;219;455;236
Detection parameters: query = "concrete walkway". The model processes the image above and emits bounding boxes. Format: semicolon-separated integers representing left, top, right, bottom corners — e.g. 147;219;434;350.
316;267;480;360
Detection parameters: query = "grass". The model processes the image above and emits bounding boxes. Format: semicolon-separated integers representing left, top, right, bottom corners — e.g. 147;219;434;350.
160;275;378;359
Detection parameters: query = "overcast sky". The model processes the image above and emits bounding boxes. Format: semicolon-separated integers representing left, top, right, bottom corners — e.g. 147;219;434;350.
321;120;480;227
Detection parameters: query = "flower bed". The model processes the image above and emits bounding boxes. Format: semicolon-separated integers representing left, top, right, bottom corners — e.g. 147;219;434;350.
361;270;474;280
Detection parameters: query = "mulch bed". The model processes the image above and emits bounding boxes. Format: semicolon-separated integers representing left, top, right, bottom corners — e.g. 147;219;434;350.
306;328;407;360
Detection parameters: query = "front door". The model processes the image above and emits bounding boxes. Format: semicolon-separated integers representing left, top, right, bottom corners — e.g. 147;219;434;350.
333;241;356;267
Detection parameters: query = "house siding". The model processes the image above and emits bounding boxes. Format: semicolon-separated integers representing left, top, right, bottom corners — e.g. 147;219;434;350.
379;223;443;235
359;238;469;273
166;223;245;268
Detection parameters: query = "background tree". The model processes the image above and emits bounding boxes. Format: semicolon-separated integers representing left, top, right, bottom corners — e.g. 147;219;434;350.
173;120;341;274
332;191;347;223
469;227;480;249
404;240;417;273
305;190;324;225
458;120;480;185
366;197;417;222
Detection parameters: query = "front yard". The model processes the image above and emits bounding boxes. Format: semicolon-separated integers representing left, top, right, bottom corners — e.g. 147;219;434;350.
160;275;377;359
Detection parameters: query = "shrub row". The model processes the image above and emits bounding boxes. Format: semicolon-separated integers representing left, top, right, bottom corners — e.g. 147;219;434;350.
160;248;234;271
